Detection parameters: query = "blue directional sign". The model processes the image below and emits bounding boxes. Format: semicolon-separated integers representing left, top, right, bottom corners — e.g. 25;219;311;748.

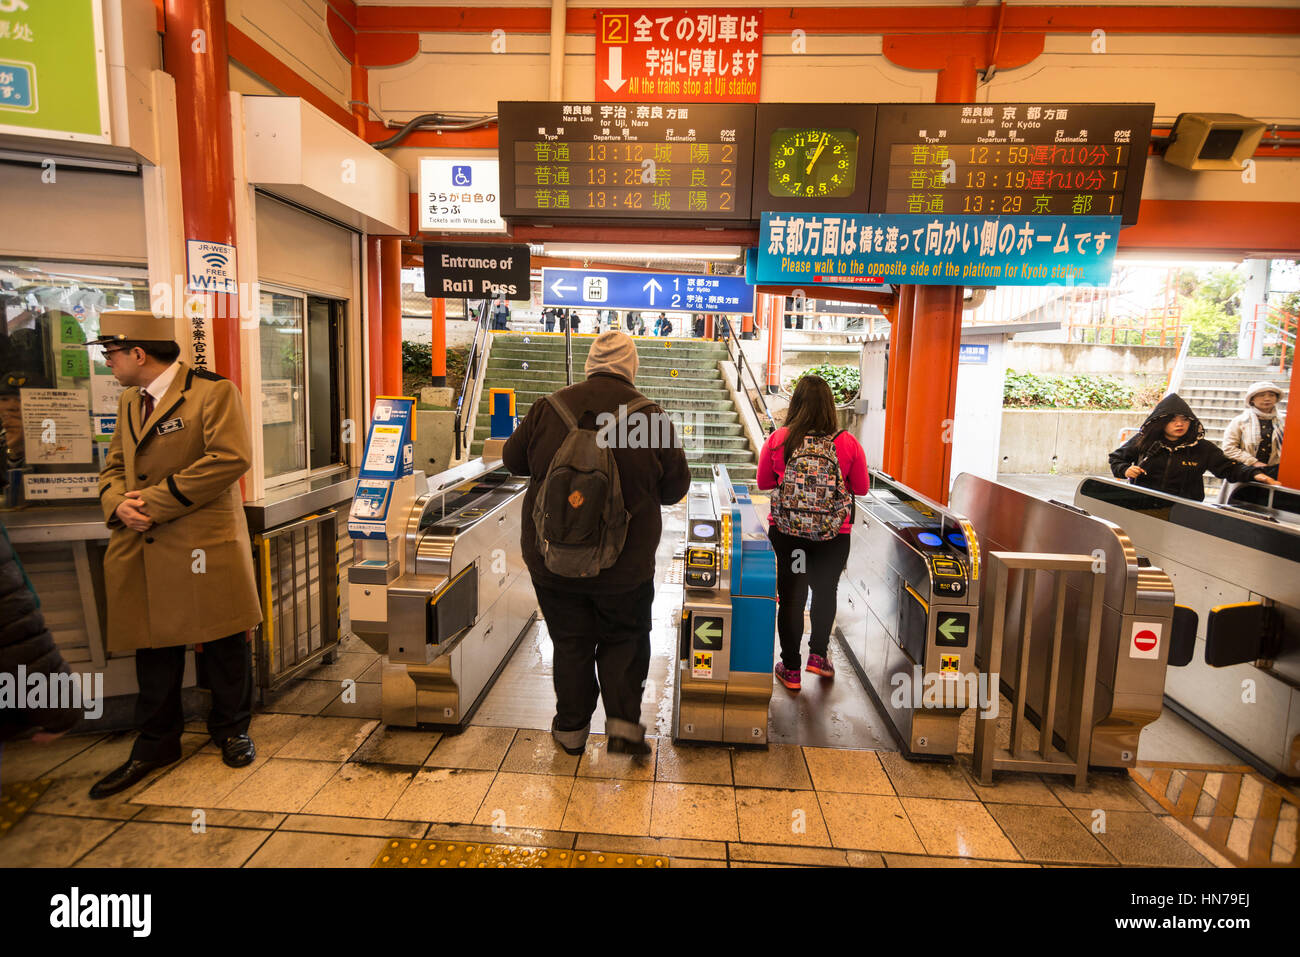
542;268;754;314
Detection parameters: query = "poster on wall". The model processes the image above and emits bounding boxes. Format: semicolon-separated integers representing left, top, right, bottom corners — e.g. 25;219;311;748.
262;379;294;425
418;159;507;233
21;388;92;465
0;0;110;143
91;370;124;415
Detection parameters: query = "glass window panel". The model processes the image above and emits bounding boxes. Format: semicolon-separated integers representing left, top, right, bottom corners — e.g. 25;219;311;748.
1;260;149;508
259;290;307;481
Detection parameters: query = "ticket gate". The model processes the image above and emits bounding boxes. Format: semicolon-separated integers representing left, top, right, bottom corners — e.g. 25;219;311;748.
952;473;1179;770
1076;477;1300;780
673;465;777;745
836;471;982;758
346;457;536;730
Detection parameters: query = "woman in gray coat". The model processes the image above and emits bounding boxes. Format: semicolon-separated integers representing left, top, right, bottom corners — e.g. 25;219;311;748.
1218;380;1285;500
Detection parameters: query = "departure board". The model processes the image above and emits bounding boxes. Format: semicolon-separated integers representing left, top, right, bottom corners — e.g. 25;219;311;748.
869;104;1154;225
498;101;755;223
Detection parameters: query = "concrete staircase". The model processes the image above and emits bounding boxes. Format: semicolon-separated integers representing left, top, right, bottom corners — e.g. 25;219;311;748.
1178;357;1289;493
1179;357;1289;446
471;332;758;483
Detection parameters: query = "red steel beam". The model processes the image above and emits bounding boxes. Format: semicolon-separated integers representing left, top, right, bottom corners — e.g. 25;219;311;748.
352;5;1300;35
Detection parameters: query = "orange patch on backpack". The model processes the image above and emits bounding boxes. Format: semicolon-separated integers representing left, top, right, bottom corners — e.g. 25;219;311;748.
568;490;585;508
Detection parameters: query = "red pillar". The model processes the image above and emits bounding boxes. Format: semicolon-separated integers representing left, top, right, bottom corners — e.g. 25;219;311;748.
430;297;447;387
704;314;714;339
365;237;384;409
901;286;963;501
380;237;403;396
765;294;783;392
163;0;240;386
895;54;976;503
1279;402;1298;488
883;284;914;476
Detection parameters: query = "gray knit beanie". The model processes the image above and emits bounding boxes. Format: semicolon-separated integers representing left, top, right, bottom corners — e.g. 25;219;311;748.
584;330;639;383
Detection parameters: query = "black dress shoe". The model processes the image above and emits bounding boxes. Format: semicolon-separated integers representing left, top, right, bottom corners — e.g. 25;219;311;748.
88;757;175;800
219;733;256;768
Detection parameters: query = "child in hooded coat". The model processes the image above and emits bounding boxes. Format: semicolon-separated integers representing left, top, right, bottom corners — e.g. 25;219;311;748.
1109;393;1279;501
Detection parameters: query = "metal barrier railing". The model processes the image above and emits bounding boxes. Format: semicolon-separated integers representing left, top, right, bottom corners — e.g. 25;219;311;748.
974;550;1105;791
720;320;776;435
453;309;491;461
252;510;341;692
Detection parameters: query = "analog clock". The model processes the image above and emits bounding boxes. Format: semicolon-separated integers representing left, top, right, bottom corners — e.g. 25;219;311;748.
768;128;859;198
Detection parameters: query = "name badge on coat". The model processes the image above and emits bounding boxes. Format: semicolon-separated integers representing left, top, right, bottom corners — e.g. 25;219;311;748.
158;417;185;435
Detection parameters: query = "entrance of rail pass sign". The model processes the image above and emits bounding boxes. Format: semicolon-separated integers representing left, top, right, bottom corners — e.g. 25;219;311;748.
596;8;763;102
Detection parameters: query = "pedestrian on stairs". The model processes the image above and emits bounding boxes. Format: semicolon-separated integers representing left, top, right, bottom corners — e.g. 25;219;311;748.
1109;393;1280;502
1218;381;1286;501
502;332;691;757
757;374;869;692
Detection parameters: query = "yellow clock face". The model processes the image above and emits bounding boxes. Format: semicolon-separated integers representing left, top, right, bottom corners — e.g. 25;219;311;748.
769;128;859;198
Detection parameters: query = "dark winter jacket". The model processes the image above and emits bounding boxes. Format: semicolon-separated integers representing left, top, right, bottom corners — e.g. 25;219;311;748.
0;518;82;742
502;372;692;593
1108;393;1266;501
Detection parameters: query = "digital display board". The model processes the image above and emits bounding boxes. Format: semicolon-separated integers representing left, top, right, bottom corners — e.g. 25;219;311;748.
498;101;755;222
869;104;1154;225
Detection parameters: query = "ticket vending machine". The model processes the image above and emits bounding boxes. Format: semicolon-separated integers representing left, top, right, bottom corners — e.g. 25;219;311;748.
345;392;535;729
673;465;777;745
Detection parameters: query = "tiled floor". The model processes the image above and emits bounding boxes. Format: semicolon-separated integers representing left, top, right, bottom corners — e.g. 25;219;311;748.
2;716;1236;868
0;500;1271;869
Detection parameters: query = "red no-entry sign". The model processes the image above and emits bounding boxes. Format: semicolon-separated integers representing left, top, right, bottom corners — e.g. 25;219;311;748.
1130;623;1161;659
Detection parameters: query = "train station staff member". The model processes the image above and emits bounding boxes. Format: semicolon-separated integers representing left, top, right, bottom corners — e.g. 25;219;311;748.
86;312;263;799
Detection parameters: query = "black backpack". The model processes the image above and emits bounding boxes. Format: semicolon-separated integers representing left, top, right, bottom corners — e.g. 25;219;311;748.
532;394;655;577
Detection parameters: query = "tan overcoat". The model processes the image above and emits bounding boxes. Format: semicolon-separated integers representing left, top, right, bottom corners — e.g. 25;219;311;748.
98;363;262;651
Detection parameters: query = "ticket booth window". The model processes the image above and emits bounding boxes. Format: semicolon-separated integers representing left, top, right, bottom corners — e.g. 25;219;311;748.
259;287;348;485
0;260;149;508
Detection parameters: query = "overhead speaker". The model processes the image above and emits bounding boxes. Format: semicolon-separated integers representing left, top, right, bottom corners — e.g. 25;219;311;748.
1163;113;1266;171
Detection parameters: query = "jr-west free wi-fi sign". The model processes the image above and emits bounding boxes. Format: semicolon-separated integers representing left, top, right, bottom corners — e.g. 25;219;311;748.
186;240;238;294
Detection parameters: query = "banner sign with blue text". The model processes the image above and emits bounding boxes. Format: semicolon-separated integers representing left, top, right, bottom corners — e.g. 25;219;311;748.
755;212;1120;287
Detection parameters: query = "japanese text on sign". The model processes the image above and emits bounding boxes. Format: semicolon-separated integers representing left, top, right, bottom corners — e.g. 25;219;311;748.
756;212;1121;287
597;8;762;102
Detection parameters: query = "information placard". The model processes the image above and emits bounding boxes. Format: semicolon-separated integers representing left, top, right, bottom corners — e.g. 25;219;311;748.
755;212;1121;287
498;101;755;222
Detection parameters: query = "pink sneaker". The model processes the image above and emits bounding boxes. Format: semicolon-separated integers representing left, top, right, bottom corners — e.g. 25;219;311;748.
775;662;801;691
806;654;835;678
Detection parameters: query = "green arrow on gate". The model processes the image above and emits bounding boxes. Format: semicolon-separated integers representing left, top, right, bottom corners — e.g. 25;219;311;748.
938;617;966;642
695;619;722;645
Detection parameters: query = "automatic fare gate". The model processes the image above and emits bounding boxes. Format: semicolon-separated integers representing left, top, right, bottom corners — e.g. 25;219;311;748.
673;465;777;745
836;471;982;758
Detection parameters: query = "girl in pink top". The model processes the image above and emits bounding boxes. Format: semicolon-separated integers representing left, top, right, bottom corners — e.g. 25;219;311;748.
757;375;870;691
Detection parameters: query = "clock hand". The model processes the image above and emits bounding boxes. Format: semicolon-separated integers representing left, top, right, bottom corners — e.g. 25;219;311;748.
805;134;828;176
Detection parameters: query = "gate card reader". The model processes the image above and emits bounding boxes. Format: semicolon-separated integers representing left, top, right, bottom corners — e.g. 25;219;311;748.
837;470;982;758
673;466;777;746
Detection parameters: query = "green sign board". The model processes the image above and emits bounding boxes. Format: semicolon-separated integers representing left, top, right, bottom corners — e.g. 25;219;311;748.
0;0;109;142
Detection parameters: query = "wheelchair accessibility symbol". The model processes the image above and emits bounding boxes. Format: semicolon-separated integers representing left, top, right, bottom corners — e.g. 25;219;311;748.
452;165;472;186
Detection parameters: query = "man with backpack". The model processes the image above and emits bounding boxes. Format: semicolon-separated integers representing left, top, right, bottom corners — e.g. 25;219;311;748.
502;331;691;755
757;374;869;691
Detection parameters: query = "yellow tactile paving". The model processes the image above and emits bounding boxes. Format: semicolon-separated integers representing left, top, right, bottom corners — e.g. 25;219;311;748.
1130;762;1299;868
370;838;667;868
0;779;51;835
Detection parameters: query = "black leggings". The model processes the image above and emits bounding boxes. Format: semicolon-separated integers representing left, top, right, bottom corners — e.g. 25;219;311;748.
767;528;852;670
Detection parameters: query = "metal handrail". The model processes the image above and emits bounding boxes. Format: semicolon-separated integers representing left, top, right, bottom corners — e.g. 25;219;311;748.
1164;329;1193;396
719;318;776;435
452;305;490;461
